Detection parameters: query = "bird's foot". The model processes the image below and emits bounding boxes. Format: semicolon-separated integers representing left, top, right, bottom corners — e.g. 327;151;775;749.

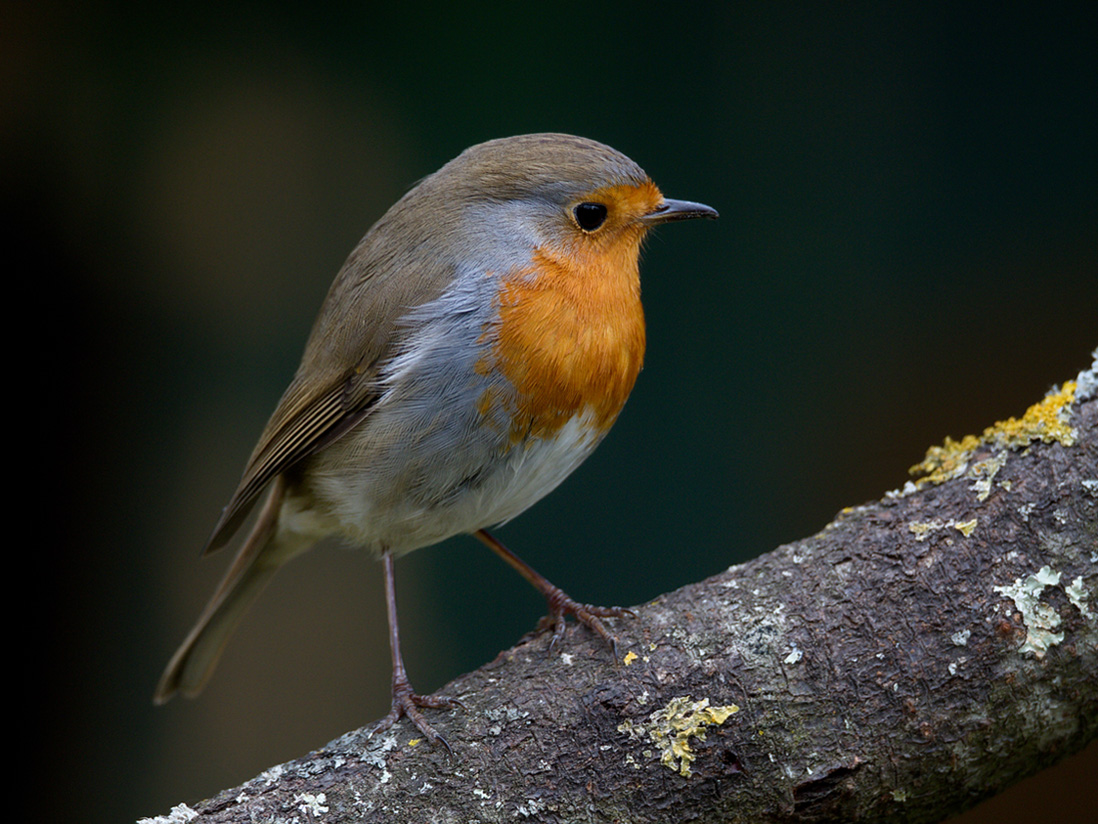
536;583;636;657
370;677;464;753
472;529;635;657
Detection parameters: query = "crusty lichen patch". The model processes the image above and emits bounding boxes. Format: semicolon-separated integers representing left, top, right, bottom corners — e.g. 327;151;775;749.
1065;576;1094;620
908;380;1079;490
137;804;199;824
968;451;1008;501
618;696;740;777
994;566;1067;657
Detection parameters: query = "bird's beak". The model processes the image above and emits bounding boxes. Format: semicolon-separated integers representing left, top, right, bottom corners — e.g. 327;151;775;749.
641;198;719;225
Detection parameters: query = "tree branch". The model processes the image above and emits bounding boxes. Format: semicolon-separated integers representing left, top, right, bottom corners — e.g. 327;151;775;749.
148;353;1098;824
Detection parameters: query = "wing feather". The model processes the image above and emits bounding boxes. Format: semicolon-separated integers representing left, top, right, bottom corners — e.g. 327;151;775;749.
201;164;478;553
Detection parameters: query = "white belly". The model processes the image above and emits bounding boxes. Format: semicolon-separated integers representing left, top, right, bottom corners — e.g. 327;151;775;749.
282;408;601;555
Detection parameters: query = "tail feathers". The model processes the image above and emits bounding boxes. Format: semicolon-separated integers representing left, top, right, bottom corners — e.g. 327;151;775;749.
154;560;279;703
155;476;306;704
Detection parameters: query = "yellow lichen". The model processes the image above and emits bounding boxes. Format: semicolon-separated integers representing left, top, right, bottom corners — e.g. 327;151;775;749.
908;518;978;540
908;520;940;540
909;434;981;485
953;518;978;537
618;696;740;777
623;651;638;666
987;381;1078;448
910;381;1077;486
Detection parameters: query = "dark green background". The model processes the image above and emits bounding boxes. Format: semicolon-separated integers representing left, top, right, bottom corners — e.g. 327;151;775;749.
13;3;1095;822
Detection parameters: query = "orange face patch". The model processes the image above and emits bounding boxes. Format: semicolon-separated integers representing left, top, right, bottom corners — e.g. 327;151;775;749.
582;180;664;224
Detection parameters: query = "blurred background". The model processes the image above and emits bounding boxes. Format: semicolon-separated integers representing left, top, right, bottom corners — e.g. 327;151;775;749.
11;2;1095;821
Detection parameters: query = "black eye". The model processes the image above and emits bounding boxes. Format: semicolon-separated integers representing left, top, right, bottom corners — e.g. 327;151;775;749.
573;202;608;232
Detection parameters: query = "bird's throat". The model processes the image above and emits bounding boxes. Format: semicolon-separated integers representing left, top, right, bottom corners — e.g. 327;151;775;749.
491;244;646;444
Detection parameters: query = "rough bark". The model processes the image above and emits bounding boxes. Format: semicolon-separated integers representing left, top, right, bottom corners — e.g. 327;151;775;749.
147;356;1098;824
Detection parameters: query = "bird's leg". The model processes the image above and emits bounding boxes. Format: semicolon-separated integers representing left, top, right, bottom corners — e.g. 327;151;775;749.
370;552;461;750
474;529;635;656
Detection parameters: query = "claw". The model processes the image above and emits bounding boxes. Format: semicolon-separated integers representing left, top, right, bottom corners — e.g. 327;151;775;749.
541;592;634;655
371;681;462;754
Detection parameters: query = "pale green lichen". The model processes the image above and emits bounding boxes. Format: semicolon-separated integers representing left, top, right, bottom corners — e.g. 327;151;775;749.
515;798;547;818
295;793;329;817
1065;576;1094;620
137;804;199;824
1074;348;1098;401
968;451;1008;501
994;566;1066;656
618;696;740;777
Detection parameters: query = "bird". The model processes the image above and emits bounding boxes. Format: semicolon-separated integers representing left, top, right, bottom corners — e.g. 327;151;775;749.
154;133;717;744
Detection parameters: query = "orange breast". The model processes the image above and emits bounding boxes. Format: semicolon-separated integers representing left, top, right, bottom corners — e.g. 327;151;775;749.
490;235;647;444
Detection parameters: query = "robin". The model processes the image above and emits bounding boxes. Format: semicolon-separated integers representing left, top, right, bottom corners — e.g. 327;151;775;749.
155;133;717;744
